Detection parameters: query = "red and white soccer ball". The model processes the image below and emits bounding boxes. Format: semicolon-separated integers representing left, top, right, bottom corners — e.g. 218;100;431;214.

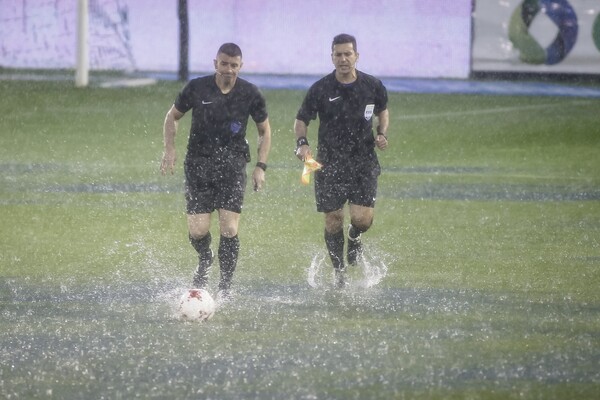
177;289;216;321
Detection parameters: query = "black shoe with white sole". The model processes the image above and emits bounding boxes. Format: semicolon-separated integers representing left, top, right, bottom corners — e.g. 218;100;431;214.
192;249;214;288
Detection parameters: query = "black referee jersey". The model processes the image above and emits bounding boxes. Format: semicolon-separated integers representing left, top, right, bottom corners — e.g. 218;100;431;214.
296;70;388;163
174;75;268;160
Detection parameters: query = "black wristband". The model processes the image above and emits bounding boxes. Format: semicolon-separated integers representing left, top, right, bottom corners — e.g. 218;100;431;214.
256;162;267;171
296;136;309;148
377;132;388;140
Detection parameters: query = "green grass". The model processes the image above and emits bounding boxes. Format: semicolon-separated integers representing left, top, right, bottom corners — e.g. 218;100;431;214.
1;78;599;399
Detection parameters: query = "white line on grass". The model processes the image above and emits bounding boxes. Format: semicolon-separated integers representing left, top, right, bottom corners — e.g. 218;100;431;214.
395;100;592;120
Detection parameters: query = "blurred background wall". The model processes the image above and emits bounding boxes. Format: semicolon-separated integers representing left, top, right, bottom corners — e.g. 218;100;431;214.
0;0;598;79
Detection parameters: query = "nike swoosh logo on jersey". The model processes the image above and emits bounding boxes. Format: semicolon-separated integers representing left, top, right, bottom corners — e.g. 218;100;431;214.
202;100;213;104
328;96;341;102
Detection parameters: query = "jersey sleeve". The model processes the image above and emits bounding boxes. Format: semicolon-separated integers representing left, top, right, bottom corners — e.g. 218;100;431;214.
173;81;195;113
295;83;320;125
374;79;388;115
250;88;268;124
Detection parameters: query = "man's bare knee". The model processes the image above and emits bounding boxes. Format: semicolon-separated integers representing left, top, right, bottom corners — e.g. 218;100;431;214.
325;209;344;233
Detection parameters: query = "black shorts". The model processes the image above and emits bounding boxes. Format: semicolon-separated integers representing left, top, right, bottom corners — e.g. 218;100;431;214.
314;157;381;213
184;152;247;214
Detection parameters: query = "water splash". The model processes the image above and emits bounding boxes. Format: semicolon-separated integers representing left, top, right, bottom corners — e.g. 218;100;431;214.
356;248;388;288
306;247;388;289
307;253;327;288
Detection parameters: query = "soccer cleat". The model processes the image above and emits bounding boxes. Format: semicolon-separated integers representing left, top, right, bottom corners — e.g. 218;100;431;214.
217;270;234;303
192;249;214;288
334;269;348;289
347;225;363;266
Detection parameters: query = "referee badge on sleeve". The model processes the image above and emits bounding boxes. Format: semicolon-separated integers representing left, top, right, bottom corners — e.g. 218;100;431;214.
364;104;375;121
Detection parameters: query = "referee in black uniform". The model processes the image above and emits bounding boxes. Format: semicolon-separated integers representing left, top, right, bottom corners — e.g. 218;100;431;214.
161;43;271;300
294;33;389;288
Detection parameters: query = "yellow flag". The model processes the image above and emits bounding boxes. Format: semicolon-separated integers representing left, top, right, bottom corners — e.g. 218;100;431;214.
301;156;322;185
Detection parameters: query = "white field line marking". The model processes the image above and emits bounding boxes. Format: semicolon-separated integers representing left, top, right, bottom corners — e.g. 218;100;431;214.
395;100;592;120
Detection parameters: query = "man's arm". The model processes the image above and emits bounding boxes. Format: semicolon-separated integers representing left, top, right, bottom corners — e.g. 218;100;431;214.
256;118;271;165
293;119;312;161
374;109;389;151
252;118;272;191
160;105;185;175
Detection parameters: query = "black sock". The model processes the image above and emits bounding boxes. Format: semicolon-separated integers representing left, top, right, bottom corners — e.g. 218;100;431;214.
218;235;239;291
348;224;367;239
189;232;212;261
324;229;345;271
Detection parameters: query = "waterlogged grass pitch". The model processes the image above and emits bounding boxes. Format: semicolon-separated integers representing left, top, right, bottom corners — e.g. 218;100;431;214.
1;79;599;399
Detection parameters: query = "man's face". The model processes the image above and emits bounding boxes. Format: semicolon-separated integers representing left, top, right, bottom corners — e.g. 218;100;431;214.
331;42;359;74
214;53;243;82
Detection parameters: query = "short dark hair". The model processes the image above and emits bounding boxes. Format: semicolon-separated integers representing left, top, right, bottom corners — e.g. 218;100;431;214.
218;43;242;58
332;33;357;52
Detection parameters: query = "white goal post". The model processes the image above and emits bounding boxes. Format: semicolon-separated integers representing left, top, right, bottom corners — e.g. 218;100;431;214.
75;0;89;87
